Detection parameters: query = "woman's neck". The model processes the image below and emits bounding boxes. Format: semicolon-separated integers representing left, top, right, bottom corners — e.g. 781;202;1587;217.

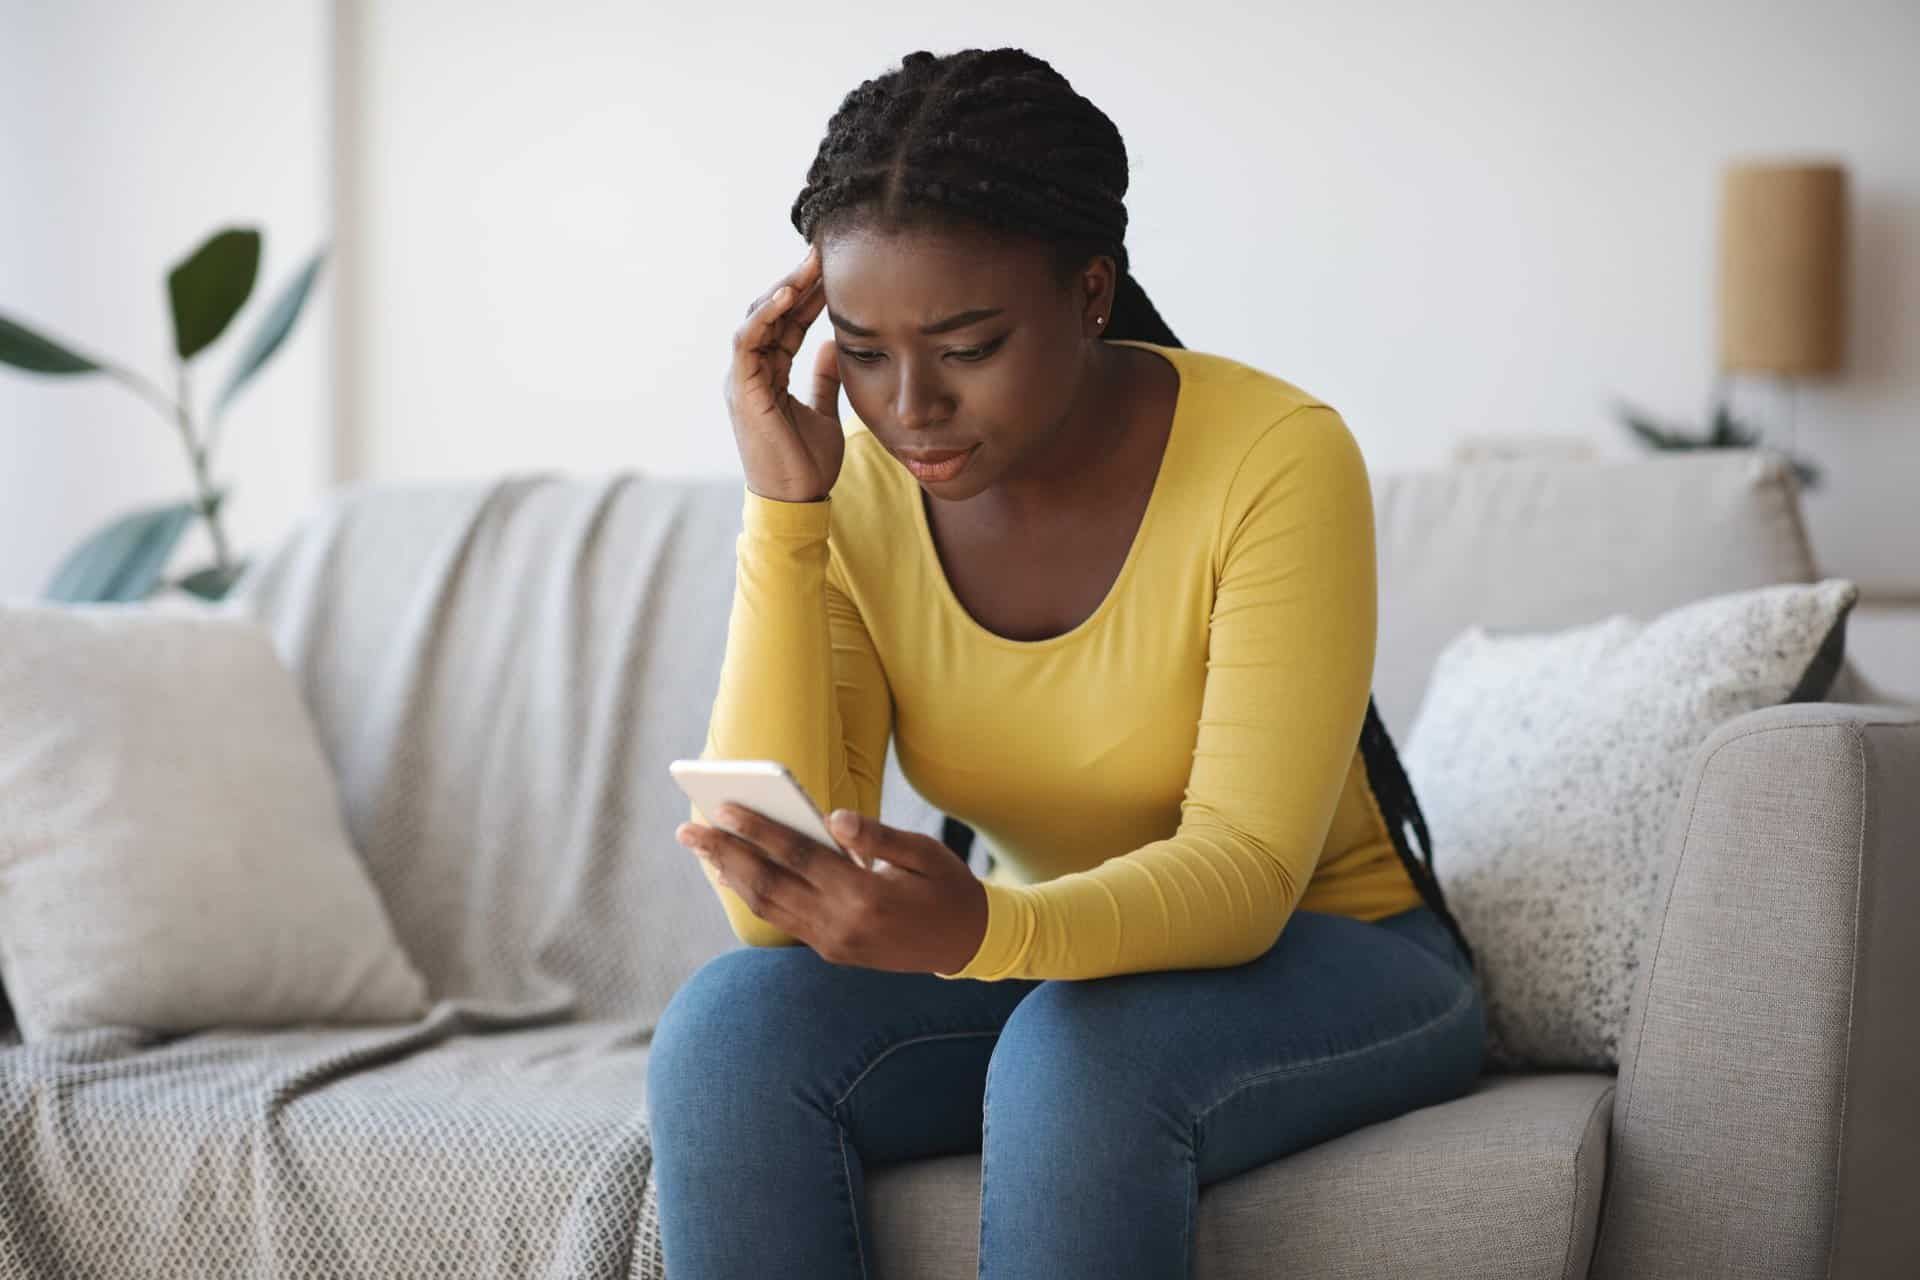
981;340;1157;523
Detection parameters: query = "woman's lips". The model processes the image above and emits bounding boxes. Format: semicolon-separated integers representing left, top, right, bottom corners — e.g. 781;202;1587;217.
899;445;978;483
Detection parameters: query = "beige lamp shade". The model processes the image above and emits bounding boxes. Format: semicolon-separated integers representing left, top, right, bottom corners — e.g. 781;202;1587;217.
1717;161;1848;375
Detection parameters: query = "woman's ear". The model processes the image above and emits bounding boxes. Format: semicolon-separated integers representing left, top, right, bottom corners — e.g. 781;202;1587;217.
1076;254;1117;332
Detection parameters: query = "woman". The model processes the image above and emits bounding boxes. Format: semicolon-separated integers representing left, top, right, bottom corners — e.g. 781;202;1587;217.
647;46;1484;1279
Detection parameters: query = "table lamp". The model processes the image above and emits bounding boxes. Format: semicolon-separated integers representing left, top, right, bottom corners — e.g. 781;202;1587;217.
1717;160;1849;456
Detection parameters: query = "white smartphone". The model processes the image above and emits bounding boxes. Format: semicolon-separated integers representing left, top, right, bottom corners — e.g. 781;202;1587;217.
668;758;877;870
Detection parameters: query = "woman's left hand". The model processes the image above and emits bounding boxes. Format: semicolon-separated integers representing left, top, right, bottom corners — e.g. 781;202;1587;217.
677;805;989;975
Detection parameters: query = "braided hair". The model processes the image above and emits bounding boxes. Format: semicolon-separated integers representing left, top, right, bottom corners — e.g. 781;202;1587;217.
789;47;1179;347
795;47;1476;974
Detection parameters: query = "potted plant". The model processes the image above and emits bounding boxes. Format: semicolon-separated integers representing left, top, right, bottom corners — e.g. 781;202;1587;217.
0;226;326;602
1611;394;1822;491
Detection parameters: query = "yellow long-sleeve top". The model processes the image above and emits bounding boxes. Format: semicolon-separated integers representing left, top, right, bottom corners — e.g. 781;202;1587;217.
694;338;1422;982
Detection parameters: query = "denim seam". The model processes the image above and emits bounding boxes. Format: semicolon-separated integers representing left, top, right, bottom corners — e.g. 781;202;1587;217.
830;1029;1002;1111
980;1052;997;1271
828;1029;1000;1278
1181;1142;1198;1271
1192;979;1478;1128
837;1123;870;1280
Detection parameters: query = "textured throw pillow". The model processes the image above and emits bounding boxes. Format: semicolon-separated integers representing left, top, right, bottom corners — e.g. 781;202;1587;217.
0;601;429;1040
1403;578;1857;1070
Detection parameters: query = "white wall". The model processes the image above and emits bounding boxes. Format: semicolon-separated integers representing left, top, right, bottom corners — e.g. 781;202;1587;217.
0;0;332;601
338;0;1919;592
8;2;1913;604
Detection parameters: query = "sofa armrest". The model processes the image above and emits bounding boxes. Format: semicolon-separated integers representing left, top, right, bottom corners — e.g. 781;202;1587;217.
1591;702;1920;1280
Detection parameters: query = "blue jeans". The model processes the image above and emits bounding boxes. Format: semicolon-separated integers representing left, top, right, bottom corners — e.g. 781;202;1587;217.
646;904;1484;1278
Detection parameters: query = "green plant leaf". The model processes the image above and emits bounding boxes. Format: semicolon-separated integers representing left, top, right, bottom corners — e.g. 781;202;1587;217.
167;227;261;360
44;501;197;602
0;311;101;374
172;560;250;601
1613;400;1689;450
1708;402;1738;446
214;248;327;418
1623;416;1680;449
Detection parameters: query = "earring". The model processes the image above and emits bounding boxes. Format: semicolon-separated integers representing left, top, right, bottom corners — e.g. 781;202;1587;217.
1096;315;1105;325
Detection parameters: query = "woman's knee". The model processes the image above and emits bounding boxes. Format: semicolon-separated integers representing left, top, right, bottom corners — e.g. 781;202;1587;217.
649;946;831;1110
984;980;1173;1124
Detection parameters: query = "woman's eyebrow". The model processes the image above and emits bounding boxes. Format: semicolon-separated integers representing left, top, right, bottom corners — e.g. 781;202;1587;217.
829;307;1005;338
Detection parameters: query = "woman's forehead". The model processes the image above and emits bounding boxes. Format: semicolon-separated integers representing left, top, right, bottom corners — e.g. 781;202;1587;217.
821;227;1053;321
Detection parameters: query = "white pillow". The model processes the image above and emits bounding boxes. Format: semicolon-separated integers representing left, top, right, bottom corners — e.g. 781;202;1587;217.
0;601;428;1040
1404;578;1857;1070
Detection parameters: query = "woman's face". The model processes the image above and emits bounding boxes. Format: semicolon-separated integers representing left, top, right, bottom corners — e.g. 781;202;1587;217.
818;221;1113;501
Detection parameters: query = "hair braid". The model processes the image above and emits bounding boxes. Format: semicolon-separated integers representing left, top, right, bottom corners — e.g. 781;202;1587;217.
789;46;1181;347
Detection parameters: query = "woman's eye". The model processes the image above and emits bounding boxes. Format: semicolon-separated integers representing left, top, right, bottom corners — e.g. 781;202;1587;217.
837;337;1005;366
949;337;1006;362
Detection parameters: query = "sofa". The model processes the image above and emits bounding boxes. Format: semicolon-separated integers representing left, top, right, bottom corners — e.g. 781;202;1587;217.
1;447;1913;1279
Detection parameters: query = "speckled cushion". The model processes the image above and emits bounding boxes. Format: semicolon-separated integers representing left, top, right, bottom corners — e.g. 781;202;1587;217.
1403;578;1857;1070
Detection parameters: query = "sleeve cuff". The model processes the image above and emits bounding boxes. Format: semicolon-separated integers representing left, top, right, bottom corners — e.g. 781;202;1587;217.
741;486;833;539
934;880;1030;981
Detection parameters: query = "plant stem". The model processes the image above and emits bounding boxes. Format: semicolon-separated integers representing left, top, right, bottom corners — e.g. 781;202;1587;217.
175;360;233;574
102;362;181;423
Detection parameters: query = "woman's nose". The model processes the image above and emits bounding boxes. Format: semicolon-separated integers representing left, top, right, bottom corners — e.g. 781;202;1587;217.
892;362;950;429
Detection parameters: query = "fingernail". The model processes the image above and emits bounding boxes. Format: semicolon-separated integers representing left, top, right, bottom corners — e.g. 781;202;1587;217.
829;809;857;835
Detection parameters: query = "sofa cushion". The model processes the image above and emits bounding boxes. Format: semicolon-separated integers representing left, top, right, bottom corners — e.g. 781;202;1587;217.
0;601;427;1039
866;1072;1615;1280
1371;451;1818;738
1404;579;1858;1070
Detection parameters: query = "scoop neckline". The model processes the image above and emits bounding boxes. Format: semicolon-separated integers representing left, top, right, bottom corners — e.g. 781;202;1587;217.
911;338;1188;652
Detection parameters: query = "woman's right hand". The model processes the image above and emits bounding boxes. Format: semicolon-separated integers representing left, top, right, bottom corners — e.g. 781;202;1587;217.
725;243;845;502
